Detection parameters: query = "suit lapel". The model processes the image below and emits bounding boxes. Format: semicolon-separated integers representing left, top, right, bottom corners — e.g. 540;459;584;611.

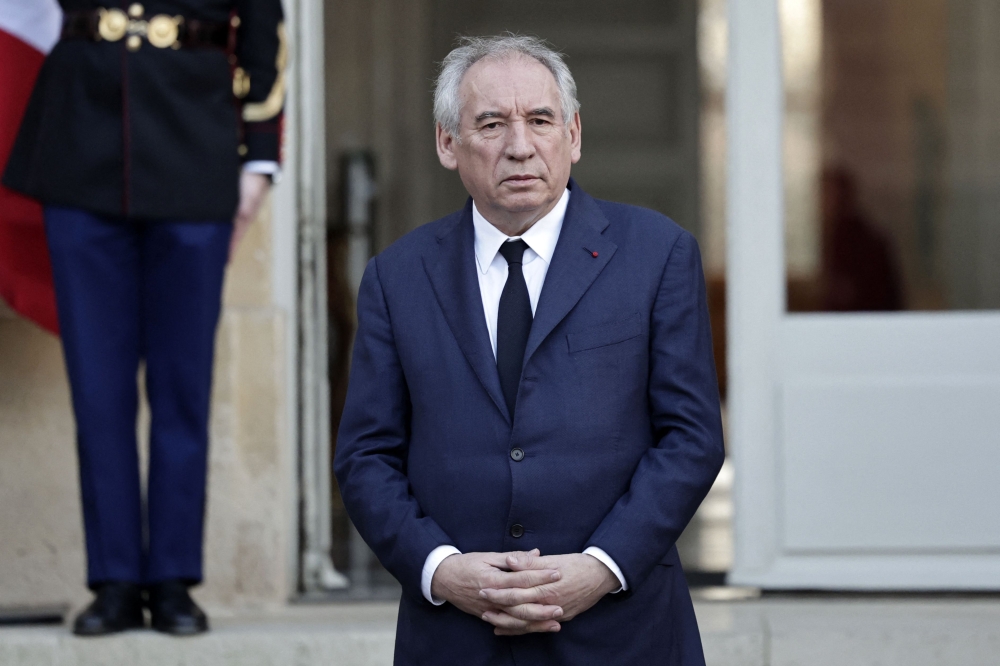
422;201;511;424
523;183;618;368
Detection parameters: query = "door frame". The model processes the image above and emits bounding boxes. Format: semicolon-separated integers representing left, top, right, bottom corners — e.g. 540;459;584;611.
726;0;787;588
726;0;1000;590
272;0;347;594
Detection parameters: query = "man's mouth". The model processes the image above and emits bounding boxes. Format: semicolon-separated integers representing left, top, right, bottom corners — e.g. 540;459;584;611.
504;175;539;183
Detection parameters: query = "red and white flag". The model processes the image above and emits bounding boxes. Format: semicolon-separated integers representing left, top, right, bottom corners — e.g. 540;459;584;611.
0;0;61;334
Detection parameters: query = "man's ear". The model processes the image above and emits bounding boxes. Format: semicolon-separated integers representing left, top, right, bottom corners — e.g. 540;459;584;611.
436;123;459;171
569;111;582;164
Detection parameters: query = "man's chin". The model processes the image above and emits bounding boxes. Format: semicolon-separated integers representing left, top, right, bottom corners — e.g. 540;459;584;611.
496;202;549;217
494;189;552;214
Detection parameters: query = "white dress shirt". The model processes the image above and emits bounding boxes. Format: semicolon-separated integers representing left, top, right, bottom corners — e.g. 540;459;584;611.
243;161;282;183
420;188;628;604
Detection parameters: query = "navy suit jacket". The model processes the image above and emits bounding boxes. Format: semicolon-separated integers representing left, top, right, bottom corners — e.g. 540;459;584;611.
335;181;725;666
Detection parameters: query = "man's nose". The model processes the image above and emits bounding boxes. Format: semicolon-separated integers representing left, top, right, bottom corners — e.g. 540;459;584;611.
505;121;535;160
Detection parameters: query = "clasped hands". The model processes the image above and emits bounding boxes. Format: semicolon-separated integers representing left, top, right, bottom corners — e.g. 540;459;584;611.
430;549;620;636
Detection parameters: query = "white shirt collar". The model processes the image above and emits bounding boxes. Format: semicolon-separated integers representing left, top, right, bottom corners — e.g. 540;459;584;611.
472;188;570;275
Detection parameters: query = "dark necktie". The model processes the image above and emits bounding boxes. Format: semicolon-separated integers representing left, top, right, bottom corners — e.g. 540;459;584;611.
496;240;532;419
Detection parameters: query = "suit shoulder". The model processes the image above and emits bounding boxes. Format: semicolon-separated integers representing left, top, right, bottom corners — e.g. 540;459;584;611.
594;199;694;249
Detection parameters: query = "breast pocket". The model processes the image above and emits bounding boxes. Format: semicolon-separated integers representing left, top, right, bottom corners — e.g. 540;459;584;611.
562;313;647;452
566;312;644;353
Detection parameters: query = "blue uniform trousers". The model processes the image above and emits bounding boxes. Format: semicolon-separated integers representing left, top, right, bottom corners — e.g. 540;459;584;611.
44;206;231;588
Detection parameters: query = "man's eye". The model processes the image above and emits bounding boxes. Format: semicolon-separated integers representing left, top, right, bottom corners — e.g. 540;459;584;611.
483;122;501;130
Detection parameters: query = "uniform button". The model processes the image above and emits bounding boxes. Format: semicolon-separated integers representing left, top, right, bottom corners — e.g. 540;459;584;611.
128;3;144;18
510;524;524;538
238;144;249;156
510;448;524;462
126;35;142;51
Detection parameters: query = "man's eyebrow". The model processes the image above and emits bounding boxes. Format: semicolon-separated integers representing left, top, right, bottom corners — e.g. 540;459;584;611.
475;111;506;122
529;107;556;117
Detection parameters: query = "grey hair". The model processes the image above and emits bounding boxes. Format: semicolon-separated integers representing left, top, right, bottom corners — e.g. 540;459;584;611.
434;34;581;137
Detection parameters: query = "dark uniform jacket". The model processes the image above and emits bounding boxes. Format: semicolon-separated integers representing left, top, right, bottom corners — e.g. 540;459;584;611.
2;0;284;220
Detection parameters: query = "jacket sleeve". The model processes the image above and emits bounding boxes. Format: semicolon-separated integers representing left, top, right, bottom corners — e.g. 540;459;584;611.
334;258;455;600
234;0;285;163
585;231;726;591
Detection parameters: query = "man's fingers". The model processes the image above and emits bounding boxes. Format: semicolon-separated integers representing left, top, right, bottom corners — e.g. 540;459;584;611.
495;549;540;568
481;583;554;608
506;550;548;570
482;611;561;634
481;549;542;571
482;610;528;630
489;568;560;589
482;551;521;569
500;603;563;622
480;584;557;607
487;614;562;636
228;216;251;261
231;170;270;260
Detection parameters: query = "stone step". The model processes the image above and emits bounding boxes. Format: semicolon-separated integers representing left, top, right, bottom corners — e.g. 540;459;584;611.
0;604;397;666
1;597;998;666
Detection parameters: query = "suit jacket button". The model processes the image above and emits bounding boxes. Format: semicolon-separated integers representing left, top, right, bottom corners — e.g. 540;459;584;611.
510;524;524;538
510;448;524;462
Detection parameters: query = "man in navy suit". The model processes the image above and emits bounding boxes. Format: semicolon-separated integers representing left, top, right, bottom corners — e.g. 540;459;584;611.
335;35;725;665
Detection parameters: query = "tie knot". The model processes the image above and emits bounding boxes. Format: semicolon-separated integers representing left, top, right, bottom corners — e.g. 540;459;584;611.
498;239;529;266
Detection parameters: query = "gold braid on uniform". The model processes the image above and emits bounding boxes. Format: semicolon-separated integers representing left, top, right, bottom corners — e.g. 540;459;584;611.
242;22;287;122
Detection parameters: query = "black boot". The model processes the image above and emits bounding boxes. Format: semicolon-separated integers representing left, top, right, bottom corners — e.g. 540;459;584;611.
147;580;209;636
72;582;145;636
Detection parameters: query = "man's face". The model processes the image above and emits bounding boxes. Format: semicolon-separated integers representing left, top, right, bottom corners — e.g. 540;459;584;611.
436;55;582;231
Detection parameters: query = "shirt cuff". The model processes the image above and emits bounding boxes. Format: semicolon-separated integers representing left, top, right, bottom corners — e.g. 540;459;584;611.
242;160;282;183
421;545;461;605
583;546;627;593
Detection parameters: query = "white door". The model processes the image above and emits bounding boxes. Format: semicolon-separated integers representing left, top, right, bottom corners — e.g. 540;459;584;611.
728;0;1000;589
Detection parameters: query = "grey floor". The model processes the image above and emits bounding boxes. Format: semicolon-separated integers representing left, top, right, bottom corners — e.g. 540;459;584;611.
2;596;998;665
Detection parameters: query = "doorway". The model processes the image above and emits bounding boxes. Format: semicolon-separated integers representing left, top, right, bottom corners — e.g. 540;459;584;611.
319;0;728;595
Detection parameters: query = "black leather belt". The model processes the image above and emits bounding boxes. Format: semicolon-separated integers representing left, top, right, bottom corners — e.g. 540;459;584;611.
61;5;232;52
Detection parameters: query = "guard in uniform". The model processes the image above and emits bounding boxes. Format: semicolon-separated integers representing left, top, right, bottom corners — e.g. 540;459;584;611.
2;0;285;636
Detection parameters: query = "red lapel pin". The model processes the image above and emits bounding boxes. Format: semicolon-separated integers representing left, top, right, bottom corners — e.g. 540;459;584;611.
584;247;598;258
